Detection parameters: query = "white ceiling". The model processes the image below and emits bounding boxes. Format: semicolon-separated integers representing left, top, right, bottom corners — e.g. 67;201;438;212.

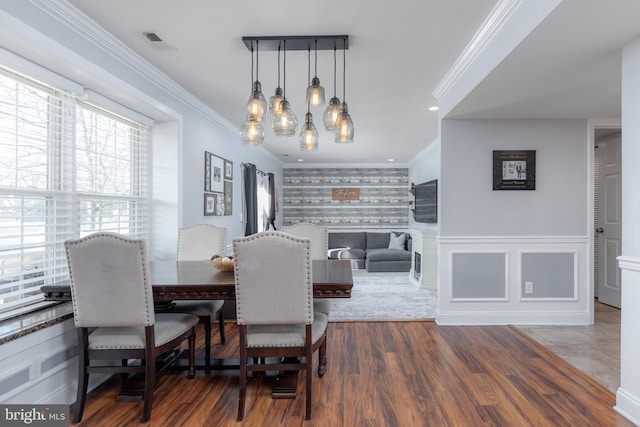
65;0;640;164
446;0;640;122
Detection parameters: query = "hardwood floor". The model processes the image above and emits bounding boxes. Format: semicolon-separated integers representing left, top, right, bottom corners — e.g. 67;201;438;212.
73;321;634;426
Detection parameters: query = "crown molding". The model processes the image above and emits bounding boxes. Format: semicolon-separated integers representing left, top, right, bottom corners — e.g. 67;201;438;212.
432;0;525;101
28;0;238;138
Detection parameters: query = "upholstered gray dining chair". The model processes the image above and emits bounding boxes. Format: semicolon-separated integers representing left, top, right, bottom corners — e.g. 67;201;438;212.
65;232;198;424
281;222;332;316
172;224;227;365
233;231;328;420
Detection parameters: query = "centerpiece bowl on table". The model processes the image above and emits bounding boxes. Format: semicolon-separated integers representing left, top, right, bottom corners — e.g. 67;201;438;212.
208;255;235;271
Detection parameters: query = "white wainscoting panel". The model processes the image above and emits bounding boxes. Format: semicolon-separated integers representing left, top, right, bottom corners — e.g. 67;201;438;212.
437;235;591;325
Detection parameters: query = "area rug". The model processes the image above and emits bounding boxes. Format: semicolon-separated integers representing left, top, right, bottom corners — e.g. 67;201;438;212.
329;272;437;321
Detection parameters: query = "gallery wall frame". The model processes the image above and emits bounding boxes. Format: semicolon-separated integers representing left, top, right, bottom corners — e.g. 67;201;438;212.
224;180;233;216
204;151;232;216
204;193;217;216
205;152;225;193
493;150;536;190
224;159;233;180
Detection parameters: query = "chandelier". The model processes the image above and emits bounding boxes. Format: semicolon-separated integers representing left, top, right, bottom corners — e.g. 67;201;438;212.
239;35;353;150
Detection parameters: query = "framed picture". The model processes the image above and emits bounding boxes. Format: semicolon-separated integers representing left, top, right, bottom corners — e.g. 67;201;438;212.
206;152;224;193
224;180;233;215
224;159;233;180
204;193;216;216
215;193;225;216
493;150;536;190
204;152;211;192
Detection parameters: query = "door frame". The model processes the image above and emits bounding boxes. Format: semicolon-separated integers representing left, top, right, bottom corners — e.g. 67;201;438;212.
588;118;622;322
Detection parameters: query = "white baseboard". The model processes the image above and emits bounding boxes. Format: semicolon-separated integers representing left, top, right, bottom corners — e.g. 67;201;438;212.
615;388;640;426
436;310;591;325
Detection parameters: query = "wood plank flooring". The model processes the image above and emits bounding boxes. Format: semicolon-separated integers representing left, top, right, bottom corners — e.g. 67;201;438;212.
73;322;634;426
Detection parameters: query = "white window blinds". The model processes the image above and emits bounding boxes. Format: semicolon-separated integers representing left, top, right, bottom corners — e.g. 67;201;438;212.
0;64;149;320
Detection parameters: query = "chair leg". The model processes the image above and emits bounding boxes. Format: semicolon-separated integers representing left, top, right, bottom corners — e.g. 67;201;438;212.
141;328;156;423
238;326;247;421
217;309;226;344
318;334;327;378
187;328;196;379
305;349;313;420
203;321;212;366
238;363;247;421
73;329;89;424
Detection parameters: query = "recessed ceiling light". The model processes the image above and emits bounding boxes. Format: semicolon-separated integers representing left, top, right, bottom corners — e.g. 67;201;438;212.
297;159;304;162
428;106;439;111
388;158;394;162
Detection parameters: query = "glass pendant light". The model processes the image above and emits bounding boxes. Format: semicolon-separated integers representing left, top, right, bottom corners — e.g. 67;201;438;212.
334;38;354;144
245;41;267;121
299;113;319;151
334;102;354;143
306;40;325;107
300;46;319;151
272;40;297;136
323;44;341;131
268;43;284;114
239;116;265;146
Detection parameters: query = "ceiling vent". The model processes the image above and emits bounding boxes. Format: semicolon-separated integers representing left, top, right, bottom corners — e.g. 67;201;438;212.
141;32;175;51
143;32;163;42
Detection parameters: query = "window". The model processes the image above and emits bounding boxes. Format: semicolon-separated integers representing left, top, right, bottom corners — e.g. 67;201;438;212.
257;172;271;232
0;64;149;321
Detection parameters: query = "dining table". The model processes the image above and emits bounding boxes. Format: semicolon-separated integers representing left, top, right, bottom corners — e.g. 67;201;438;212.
41;259;353;303
41;258;353;400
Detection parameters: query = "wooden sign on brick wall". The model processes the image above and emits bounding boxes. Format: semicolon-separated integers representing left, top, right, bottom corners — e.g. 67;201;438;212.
332;188;360;201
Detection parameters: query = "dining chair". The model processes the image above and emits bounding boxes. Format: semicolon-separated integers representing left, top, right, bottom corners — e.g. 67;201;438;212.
65;232;198;424
172;224;227;365
233;231;328;420
281;222;332;316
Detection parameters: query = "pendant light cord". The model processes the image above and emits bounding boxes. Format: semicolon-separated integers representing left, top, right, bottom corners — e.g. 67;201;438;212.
250;42;254;87
283;40;287;99
277;42;281;87
307;46;311;113
255;40;259;82
314;40;319;77
333;44;337;97
342;38;347;102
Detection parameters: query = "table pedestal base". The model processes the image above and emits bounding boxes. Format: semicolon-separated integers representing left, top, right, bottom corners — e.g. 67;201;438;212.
272;370;299;399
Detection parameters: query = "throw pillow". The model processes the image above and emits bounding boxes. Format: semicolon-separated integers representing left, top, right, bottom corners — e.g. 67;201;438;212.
388;232;405;250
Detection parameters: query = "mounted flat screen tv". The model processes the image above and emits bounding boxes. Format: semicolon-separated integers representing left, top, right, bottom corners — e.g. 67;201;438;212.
414;179;437;223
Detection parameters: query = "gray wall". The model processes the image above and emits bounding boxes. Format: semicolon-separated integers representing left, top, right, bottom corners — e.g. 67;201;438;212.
440;119;588;237
438;118;590;325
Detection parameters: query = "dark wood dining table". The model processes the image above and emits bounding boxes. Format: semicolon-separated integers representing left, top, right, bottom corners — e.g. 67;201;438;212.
41;258;353;399
41;259;353;303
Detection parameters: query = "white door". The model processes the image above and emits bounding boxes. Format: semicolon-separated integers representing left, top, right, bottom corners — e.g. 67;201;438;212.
597;135;622;308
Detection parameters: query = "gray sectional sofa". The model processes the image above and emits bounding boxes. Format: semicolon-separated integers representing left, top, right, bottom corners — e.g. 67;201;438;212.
327;231;411;272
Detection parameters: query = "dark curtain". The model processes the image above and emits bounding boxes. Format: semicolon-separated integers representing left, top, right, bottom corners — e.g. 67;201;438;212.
268;173;276;230
243;163;257;236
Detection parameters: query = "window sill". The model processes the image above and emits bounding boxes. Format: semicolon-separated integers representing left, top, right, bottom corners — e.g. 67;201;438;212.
0;303;73;345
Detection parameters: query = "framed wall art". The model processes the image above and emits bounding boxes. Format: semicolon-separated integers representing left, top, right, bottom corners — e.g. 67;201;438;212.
204;151;233;216
493;150;536;190
208;153;224;193
204;193;216;216
204;152;211;192
224;180;233;215
224;159;233;180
